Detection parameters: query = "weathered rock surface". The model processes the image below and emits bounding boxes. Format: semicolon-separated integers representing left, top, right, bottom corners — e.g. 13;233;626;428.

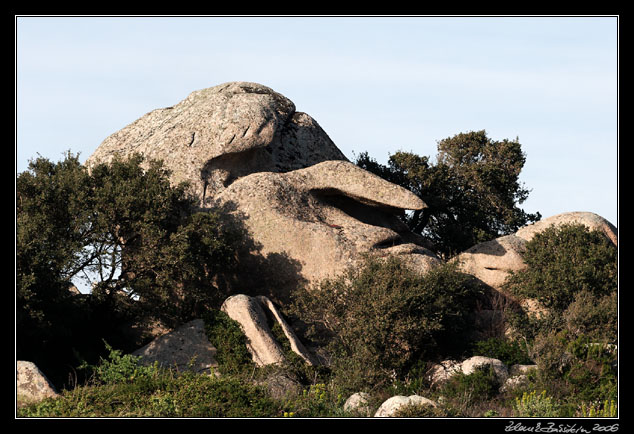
428;356;510;386
454;211;617;292
453;234;527;290
255;295;319;366
221;294;318;367
16;361;59;407
86;81;347;204
501;364;538;392
221;294;286;366
215;161;440;297
132;319;218;375
428;359;462;387
374;395;438;417
515;211;617;246
344;392;372;416
86;82;441;299
460;356;509;383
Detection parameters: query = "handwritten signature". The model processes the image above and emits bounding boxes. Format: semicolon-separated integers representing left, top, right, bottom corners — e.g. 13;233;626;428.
505;421;619;433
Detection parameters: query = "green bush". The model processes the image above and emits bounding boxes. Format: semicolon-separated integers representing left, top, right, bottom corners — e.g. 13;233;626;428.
203;310;254;376
283;382;350;418
440;365;501;407
504;223;617;314
16;152;243;389
513;390;561;417
501;224;618;410
292;255;483;391
90;341;158;385
471;337;532;367
18;343;280;418
392;402;449;417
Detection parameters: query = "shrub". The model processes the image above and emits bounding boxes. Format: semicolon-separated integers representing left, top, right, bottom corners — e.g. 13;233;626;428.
440;365;501;408
292;255;483;391
563;290;617;342
90;341;158;385
472;337;532;367
283;382;349;417
513;390;561;417
203;310;254;376
504;223;617;314
579;400;617;418
392;402;449;417
501;223;618;410
16;152;243;388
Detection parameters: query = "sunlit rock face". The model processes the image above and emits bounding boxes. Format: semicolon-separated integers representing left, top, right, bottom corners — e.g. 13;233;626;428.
86;81;348;204
86;82;440;300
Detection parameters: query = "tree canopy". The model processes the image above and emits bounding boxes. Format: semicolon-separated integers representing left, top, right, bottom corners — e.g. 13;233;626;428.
16;152;241;387
355;130;541;258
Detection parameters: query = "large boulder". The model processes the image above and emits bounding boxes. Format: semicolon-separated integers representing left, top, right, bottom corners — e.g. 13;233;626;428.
454;211;617;292
460;356;509;383
515;211;617;246
16;361;59;407
85;81;347;204
453;234;527;290
428;356;509;386
374;395;438;417
343;392;372;416
86;82;440;299
132;319;218;375
215;161;440;298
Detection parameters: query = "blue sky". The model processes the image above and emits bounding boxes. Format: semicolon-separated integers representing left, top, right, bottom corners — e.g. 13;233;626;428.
16;16;618;227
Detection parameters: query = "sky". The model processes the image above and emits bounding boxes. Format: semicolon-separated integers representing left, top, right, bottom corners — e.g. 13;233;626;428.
15;15;618;228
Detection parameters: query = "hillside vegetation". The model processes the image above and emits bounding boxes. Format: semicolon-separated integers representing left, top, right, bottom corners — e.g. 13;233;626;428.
16;141;617;418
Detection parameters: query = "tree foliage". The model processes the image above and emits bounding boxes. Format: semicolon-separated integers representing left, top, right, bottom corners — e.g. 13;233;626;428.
503;223;617;314
16;152;241;387
355;130;541;258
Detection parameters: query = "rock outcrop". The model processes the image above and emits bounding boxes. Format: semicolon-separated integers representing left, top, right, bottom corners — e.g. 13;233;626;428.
515;211;617;246
86;82;441;298
221;294;318;367
86;82;347;204
454;234;528;291
16;361;59;408
454;211;617;291
132;319;219;375
215;161;440;296
343;392;372;416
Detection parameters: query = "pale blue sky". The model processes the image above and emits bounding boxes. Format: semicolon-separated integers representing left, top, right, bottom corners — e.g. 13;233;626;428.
16;16;618;227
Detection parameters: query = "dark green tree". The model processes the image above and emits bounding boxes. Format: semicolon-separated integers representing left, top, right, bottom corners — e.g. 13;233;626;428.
355;130;541;258
503;223;617;315
17;152;241;387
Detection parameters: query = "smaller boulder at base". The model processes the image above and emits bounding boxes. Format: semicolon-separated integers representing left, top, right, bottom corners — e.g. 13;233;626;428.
132;319;219;375
17;361;59;407
374;395;438;417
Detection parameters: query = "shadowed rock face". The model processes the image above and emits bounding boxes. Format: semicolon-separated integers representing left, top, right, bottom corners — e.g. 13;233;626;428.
214;161;440;292
86;82;440;298
132;319;218;375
